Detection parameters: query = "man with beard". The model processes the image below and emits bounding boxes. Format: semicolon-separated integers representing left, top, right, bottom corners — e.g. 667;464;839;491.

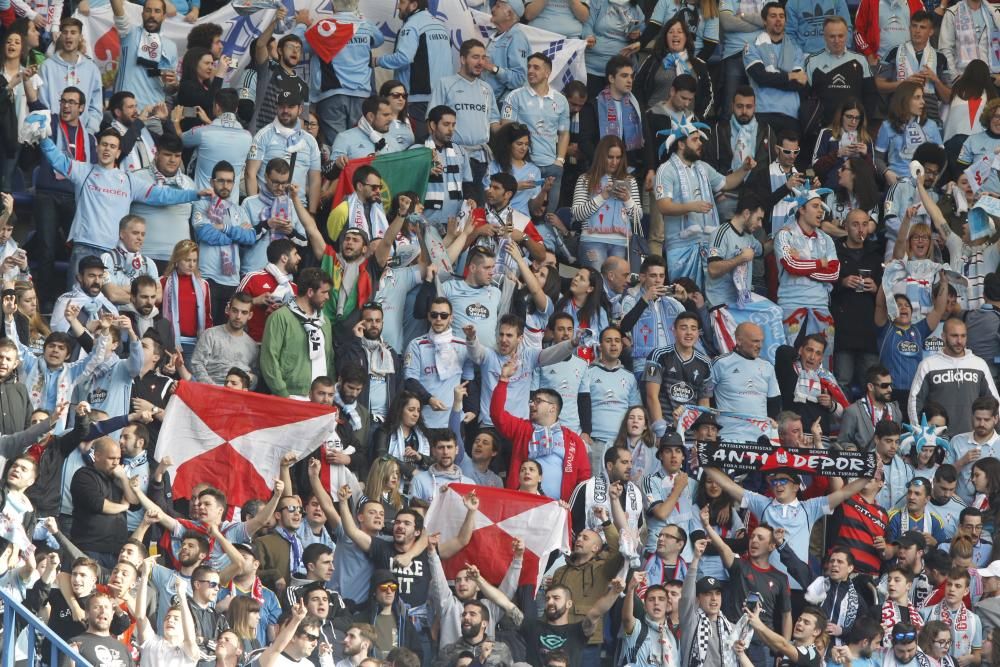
260;268;335;397
418;105;473;229
409;431;475;502
52;256;118;333
0;339;31;437
105;91;162;175
34;82;96;310
247;88;321;215
910;318;999;434
512;579;624;667
337;303;402;424
774;188;841;366
840;366;901;452
238;239;300;343
430;40;501;203
704;88;776;222
338;623;378;667
929;466;966;541
621;573;680;667
947;397;1000;503
190;292;258;387
255;492;311;596
303;202;408;346
332;96;403;164
569;445;644;542
433;600;515;667
827;617;885;666
427;536;523;647
192;161;257;317
327;165;397;249
120;275;173;350
69;592;136;667
110;0;177;111
373;0;452;140
655;117;755;287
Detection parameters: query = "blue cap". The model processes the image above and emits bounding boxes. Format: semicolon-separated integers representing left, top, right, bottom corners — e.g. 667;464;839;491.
498;0;525;18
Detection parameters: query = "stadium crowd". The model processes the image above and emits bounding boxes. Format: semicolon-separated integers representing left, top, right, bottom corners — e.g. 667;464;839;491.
11;0;1000;665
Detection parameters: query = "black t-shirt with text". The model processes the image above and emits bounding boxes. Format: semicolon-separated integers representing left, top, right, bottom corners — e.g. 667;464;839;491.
369;538;430;606
520;618;590;667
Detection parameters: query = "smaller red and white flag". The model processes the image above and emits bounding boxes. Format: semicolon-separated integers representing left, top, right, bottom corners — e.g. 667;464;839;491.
154;382;337;506
305;18;358;63
425;484;571;592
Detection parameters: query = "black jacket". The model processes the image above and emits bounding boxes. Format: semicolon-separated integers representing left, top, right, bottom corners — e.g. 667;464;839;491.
832;238;884;352
635;50;713;118
335;336;403;419
703;117;776;176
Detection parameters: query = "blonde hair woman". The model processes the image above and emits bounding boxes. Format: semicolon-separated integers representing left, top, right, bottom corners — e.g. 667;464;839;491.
161;239;211;365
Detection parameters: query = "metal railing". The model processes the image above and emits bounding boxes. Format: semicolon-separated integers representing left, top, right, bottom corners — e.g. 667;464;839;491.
1;588;93;667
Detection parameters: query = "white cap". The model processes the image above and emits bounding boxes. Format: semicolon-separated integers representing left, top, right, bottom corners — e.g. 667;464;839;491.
976;560;1000;578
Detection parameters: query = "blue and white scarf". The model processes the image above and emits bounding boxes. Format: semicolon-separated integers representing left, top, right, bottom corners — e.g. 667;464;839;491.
529;422;565;459
730;115;758;172
597;88;643;152
668;153;719;238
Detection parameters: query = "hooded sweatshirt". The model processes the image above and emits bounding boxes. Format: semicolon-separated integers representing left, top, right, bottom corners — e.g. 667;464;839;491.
355;570;422;658
39;51;104;134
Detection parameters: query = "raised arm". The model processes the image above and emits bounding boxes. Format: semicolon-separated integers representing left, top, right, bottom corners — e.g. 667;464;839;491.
583;578;626;637
465;558;525;626
746;604;799;661
439;490;479;559
244;478;285;537
211;522;249;584
307;458;342;531
700;504;736;569
337;485;372;551
826;476;870;511
260;600;308;667
255;6;287;64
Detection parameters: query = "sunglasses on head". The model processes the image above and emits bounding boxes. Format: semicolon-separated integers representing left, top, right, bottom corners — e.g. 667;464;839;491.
893;631;917;644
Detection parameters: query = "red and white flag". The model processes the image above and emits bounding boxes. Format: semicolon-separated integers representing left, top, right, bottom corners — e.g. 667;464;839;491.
154;382;336;505
425;484;571;592
305;18;358;64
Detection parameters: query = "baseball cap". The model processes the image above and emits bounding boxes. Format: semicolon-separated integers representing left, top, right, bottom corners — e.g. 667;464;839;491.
276;85;304;107
343;227;371;244
498;0;525;17
892;530;927;551
977;560;1000;578
696;576;723;595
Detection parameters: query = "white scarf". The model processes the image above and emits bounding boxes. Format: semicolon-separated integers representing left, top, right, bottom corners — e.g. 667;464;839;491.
806;577;860;643
899;42;938;93
730;115;758;172
954;0;1000;71
582;474;643;562
361;337;396;376
388;426;430;460
691;609;736;667
926;603;975;657
357;115;388;153
529;422;565;459
288;299;326;381
345;192;390;241
206;197;238;276
321;419;361;497
881;601;924;646
111;119;155;172
272;119;308;158
162;271;207;344
332;385;362;430
737;0;763;18
264;262;295;303
110;242;148;281
429;329;461;380
901;119;928;161
669;153;719;238
135;29;163;69
126;304;159;337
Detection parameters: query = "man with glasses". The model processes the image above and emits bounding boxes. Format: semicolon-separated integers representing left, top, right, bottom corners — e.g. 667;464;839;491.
840;365;902;451
250;494;310;596
260;603;327;667
876;11;951;123
944;508;992;566
247;87;322;216
186;564;228;664
39;18;103;133
831;209;883;390
192;162;257;318
745;129;812;236
33;84;96;309
327;165;394;247
240;158;312;277
178;88;253;205
331;96;404;166
887;477;948;550
405;297;486;428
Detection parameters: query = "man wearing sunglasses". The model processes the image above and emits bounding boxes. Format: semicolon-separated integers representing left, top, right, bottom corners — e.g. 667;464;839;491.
358;570;422;658
840;366;901;453
255;494;309;596
886;477;948;553
259;601;326;667
188;564;228;664
744;129;813;238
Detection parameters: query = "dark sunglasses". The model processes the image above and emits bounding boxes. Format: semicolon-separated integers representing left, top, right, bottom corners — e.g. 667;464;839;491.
389;92;408;99
429;311;450;320
299;632;320;642
875;382;892;388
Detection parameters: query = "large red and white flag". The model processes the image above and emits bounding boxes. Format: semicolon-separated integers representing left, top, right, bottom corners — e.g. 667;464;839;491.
154;382;336;505
425;484;571;592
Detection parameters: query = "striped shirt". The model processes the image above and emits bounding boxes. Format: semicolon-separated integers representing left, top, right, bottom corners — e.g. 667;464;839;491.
830;494;887;577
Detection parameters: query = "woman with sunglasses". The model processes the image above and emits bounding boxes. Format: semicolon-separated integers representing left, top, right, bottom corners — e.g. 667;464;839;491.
486;123;544;216
876;81;944;186
812;99;875;189
918;620;959;667
572;135;641;272
635;17;712;114
379;80;415;150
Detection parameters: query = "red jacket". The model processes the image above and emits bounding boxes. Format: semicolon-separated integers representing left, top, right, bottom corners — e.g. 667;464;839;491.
491;379;591;501
854;0;923;57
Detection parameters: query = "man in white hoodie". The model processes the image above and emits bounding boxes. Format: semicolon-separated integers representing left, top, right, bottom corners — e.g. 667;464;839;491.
909;317;1000;435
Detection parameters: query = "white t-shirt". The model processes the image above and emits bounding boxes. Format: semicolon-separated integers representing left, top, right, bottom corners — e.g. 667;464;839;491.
139;632;197;667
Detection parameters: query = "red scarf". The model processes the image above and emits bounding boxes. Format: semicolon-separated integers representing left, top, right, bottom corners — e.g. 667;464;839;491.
60;120;86;161
229;576;265;605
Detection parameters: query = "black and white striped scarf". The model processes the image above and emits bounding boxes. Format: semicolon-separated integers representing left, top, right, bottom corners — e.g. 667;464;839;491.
424;137;462;210
691;610;736;667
